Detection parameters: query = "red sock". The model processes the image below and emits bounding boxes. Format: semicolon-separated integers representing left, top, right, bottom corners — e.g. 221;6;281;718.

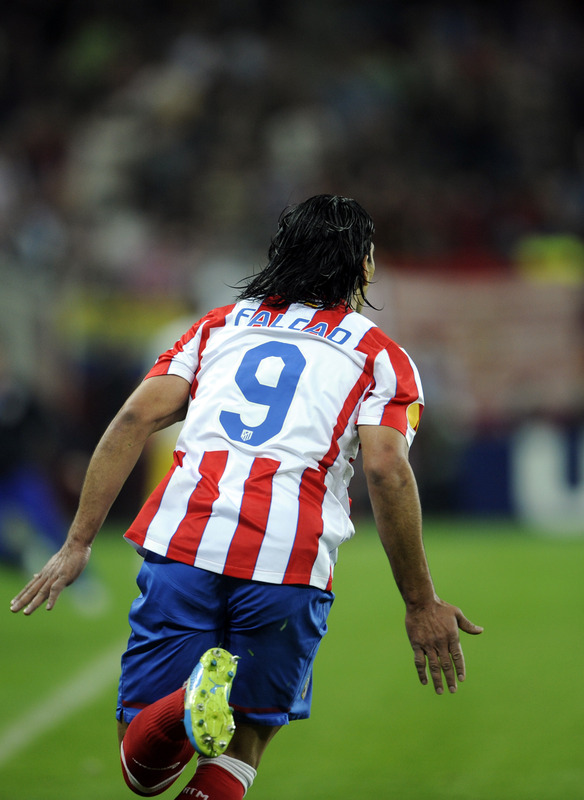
174;761;246;800
120;687;195;796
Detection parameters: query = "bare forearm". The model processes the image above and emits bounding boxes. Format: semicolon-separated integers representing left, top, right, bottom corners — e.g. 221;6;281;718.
67;411;152;546
366;461;436;608
10;375;191;615
359;426;483;693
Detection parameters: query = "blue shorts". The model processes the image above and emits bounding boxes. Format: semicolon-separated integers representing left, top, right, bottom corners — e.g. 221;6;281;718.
116;553;334;727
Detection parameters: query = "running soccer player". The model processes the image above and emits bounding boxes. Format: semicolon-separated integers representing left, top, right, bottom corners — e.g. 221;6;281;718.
11;195;483;799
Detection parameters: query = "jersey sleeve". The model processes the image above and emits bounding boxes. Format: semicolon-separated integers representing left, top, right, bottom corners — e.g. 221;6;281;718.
144;304;236;385
145;321;204;383
357;343;424;446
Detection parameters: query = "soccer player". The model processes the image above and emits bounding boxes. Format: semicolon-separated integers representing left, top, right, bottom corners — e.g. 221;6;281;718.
11;195;483;799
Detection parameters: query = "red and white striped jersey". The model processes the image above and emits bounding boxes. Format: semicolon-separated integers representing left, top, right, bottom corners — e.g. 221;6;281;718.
125;299;424;590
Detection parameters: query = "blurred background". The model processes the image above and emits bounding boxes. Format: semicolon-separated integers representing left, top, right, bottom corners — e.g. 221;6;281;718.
1;0;583;557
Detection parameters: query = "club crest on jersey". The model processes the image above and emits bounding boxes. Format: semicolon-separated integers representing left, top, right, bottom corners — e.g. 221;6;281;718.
241;429;253;441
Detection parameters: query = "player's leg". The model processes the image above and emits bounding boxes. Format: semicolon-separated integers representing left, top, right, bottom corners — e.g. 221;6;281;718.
223;719;281;767
174;722;281;799
119;688;195;797
120;643;280;799
173;644;280;798
117;555;226;796
175;578;334;799
117;561;333;798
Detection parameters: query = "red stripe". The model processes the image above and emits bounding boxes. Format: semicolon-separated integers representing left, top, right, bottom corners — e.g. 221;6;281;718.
145;305;235;386
325;567;333;592
321;370;372;471
356;328;422;434
285;378;370;581
355;325;388;363
282;466;327;585
283;338;375;585
165;450;229;562
223;457;280;579
379;344;420;432
124;450;185;548
302;304;351;335
254;300;291;324
190;305;235;399
146;324;204;378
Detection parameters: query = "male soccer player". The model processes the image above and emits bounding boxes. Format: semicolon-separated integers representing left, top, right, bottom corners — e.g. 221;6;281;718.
11;194;482;799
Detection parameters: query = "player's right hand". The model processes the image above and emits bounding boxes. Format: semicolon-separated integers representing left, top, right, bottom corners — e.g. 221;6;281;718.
9;540;92;615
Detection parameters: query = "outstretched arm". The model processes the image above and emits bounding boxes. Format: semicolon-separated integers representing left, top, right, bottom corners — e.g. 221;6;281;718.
10;375;190;615
359;424;483;694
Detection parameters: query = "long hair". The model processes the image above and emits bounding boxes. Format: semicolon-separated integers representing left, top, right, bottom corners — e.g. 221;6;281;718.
238;194;375;309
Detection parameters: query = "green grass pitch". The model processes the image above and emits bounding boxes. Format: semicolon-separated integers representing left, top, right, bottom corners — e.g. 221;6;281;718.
1;518;582;799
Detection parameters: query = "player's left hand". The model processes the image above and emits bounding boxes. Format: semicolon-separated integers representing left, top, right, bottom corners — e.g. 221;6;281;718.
10;540;92;615
405;598;483;694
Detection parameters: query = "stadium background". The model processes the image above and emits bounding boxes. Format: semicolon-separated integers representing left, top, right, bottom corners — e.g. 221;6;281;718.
1;1;583;798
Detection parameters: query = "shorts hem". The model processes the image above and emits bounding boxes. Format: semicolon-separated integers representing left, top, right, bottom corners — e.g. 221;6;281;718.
233;710;292;727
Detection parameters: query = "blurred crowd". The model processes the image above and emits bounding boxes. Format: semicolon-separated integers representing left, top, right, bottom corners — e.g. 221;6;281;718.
2;0;584;280
1;0;583;530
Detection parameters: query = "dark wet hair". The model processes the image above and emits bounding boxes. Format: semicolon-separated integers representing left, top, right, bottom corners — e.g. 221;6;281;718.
238;194;375;309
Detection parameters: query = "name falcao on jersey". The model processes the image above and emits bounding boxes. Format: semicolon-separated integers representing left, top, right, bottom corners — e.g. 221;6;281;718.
234;307;353;345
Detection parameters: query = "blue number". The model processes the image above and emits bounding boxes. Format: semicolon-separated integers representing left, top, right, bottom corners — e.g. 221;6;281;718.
220;342;306;446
